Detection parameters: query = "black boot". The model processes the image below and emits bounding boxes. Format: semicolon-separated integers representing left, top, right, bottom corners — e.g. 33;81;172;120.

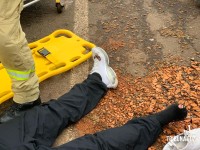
0;98;41;123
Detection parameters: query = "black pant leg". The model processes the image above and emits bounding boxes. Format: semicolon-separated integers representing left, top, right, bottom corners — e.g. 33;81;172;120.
0;73;107;150
38;115;162;150
33;73;107;146
94;116;162;150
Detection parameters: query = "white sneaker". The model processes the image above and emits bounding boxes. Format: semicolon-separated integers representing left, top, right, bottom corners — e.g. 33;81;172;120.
90;47;118;88
163;128;200;150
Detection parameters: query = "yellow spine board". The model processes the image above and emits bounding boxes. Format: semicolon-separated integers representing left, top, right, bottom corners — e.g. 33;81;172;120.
0;29;95;104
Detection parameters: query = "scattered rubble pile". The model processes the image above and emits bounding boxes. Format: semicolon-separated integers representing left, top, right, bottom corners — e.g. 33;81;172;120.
75;62;200;150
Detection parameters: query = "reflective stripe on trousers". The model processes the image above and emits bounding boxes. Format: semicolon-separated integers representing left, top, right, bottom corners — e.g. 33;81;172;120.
6;65;35;81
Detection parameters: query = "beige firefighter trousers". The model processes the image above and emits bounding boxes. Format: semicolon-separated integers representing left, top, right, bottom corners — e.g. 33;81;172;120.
0;0;39;103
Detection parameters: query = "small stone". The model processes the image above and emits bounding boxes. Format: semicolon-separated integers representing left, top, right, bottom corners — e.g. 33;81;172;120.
149;38;155;42
147;46;151;50
116;57;120;62
191;57;195;61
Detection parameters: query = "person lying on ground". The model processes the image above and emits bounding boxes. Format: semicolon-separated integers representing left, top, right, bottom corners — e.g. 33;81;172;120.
0;47;190;150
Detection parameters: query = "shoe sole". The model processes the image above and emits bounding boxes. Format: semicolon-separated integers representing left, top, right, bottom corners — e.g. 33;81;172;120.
107;66;118;89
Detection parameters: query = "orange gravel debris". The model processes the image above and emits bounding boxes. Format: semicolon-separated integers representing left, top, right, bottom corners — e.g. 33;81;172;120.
75;62;200;149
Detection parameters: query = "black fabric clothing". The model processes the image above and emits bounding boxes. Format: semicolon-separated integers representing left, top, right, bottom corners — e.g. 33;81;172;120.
0;73;162;150
48;116;162;150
